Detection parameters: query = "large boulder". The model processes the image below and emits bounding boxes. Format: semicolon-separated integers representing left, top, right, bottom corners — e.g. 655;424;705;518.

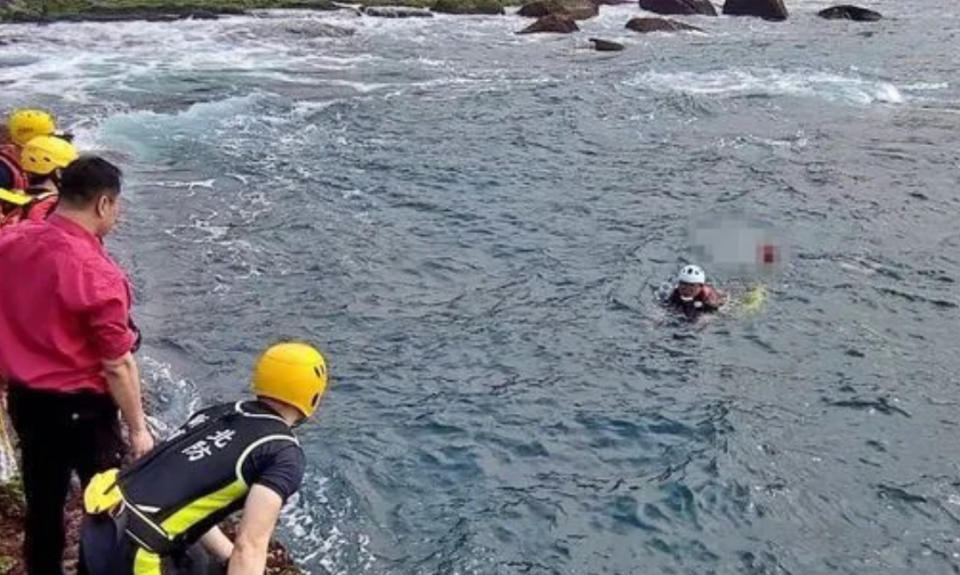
589;37;625;51
517;13;579;32
432;0;504;14
625;16;702;32
518;0;598;20
638;0;716;16
721;0;787;20
818;5;881;21
362;5;434;16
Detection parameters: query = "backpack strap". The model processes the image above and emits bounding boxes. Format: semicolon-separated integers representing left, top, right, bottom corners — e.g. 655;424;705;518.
0;151;27;191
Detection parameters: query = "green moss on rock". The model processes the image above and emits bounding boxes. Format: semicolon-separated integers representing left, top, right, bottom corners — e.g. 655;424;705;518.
0;480;24;522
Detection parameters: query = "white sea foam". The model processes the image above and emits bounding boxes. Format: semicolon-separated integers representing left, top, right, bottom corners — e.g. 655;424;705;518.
629;68;906;105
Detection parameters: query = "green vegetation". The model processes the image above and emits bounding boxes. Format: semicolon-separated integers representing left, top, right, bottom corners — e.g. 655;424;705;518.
0;0;522;21
0;479;25;575
0;479;24;520
0;0;338;22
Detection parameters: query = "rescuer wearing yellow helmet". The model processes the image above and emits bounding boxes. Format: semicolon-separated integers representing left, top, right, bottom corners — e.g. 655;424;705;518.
79;342;329;575
7;109;58;148
0;135;78;227
0;110;62;191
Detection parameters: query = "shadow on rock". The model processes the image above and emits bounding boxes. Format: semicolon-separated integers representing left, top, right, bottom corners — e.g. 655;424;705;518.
625;16;702;33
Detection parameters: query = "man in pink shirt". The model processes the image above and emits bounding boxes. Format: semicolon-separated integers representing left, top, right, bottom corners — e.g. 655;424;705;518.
0;156;154;575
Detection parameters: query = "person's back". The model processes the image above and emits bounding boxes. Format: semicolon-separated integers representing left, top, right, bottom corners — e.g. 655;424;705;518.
81;399;304;575
80;342;328;575
0;217;130;390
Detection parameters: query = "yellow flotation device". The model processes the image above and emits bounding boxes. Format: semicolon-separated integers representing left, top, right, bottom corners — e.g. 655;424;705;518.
84;468;124;514
738;284;767;314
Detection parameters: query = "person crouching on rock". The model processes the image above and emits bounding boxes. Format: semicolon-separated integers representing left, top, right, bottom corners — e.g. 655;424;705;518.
669;264;725;314
79;342;329;575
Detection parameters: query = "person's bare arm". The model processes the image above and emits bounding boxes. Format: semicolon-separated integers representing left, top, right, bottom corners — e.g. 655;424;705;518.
227;485;284;575
102;352;153;458
200;526;235;563
703;288;726;310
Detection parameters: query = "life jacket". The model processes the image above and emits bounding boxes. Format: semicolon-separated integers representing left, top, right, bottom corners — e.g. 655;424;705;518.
0;146;27;192
83;401;297;575
670;284;722;311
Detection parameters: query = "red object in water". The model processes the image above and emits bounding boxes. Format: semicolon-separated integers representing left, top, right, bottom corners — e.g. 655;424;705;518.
759;243;778;264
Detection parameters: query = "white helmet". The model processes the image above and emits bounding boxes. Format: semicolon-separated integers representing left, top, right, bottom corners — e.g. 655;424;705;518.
677;264;706;285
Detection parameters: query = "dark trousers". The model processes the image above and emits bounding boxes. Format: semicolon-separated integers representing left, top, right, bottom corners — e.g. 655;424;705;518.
79;514;224;575
7;385;125;575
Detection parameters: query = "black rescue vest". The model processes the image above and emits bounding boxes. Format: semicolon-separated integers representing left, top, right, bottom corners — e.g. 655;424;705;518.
113;401;297;572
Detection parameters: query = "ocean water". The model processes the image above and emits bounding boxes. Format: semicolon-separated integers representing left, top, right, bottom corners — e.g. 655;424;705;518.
2;1;959;572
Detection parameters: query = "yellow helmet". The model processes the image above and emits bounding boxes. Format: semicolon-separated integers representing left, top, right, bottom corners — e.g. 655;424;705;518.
252;342;328;418
8;109;56;147
20;135;78;176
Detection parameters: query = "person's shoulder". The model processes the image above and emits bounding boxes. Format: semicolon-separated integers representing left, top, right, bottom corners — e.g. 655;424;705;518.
702;284;721;296
0;220;53;251
72;244;127;288
251;434;305;465
700;284;725;307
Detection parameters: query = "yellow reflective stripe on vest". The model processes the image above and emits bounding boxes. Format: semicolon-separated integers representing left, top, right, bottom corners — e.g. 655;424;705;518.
133;548;161;575
159;479;247;536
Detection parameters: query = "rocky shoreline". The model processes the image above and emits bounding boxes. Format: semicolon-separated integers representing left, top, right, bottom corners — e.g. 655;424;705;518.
0;0;518;22
0;0;883;24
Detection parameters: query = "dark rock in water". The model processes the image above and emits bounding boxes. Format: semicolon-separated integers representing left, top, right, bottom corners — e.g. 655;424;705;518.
818;4;881;21
271;0;339;10
826;396;911;417
589;37;625;51
625;16;702;32
639;0;716;16
432;0;504;14
877;484;927;504
362;5;433;16
518;0;598;20
517;12;579;33
722;0;787;20
185;9;220;19
595;0;632;5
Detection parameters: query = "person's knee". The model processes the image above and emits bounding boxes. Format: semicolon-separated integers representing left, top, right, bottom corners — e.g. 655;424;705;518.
79;515;123;575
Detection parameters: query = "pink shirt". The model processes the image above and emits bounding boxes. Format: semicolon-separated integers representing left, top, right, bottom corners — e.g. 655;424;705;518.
0;214;136;394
